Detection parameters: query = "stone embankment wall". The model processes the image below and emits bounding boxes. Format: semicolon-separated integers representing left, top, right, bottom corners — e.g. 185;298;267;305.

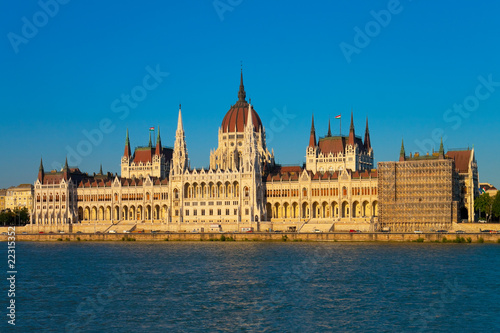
2;232;499;243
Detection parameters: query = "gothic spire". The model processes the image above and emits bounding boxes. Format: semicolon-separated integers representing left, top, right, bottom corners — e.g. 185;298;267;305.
348;110;355;145
99;163;103;175
327;119;332;137
155;125;162;155
438;137;444;158
38;157;44;182
364;117;371;150
399;138;406;161
247;102;254;128
148;131;152;148
124;129;131;157
309;114;316;148
238;69;246;102
177;104;184;132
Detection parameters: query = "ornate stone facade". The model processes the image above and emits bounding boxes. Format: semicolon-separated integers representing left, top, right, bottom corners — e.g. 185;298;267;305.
30;71;479;233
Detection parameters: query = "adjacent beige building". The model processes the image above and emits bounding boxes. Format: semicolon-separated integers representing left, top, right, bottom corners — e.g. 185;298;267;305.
4;184;34;213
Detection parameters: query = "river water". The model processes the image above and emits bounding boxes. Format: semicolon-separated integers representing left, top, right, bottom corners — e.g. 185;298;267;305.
4;242;500;332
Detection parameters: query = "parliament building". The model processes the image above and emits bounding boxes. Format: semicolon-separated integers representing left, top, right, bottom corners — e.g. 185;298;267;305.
31;72;479;233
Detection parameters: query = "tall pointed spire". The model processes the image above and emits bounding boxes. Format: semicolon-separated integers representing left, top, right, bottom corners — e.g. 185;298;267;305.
148;131;152;148
247;102;254;129
309;114;316;148
38;157;44;182
438;137;444;158
238;68;246;103
327;119;332;137
348;110;355;146
364;117;371;150
124;129;131;157
63;156;69;180
99;163;103;175
173;104;188;174
155;125;162;155
399;139;406;161
177;104;184;132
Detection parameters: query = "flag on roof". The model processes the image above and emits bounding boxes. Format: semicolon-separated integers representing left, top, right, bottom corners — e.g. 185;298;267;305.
149;127;154;131
335;115;341;119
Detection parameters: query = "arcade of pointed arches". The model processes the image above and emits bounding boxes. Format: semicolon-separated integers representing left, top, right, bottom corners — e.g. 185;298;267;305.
266;200;378;220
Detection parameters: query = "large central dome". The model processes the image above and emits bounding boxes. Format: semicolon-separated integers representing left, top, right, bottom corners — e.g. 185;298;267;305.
221;71;262;133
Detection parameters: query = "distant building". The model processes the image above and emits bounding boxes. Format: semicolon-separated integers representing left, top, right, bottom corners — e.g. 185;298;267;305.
479;182;497;197
378;140;477;232
4;184;34;214
0;189;6;211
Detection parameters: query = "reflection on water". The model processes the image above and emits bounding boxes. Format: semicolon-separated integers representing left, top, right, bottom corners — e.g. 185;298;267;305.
7;242;500;332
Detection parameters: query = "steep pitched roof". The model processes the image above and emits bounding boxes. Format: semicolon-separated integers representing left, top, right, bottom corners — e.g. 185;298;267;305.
446;150;472;173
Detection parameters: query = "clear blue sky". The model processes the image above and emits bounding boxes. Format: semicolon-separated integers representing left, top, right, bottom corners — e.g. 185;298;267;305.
1;0;499;188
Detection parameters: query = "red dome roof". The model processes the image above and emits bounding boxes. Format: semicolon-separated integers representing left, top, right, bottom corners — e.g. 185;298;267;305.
221;70;262;133
221;102;262;133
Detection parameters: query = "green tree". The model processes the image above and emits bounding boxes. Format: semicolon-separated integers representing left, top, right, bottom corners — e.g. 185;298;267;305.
474;193;493;221
13;207;29;224
492;192;500;220
0;210;15;226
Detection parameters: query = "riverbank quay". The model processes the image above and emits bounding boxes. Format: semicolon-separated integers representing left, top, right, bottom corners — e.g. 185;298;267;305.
2;232;500;243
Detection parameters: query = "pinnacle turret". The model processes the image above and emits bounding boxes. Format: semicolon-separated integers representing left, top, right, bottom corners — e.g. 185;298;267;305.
155;126;162;155
309;114;316;148
124;129;131;157
38;157;44;182
348;110;356;146
399;139;406;161
364;117;371;150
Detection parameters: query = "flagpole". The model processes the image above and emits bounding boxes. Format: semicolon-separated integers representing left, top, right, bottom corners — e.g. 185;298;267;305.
339;113;341;137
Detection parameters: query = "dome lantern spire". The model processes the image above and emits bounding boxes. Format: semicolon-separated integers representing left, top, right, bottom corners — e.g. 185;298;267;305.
238;68;246;103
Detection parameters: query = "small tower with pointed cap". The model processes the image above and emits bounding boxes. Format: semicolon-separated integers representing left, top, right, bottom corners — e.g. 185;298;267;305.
364;117;371;151
155;126;162;156
438;137;444;159
327;119;332;137
63;157;69;181
38;157;44;183
399;139;406;161
124;129;131;158
348;110;356;146
309;114;317;148
172;104;188;175
306;114;320;173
